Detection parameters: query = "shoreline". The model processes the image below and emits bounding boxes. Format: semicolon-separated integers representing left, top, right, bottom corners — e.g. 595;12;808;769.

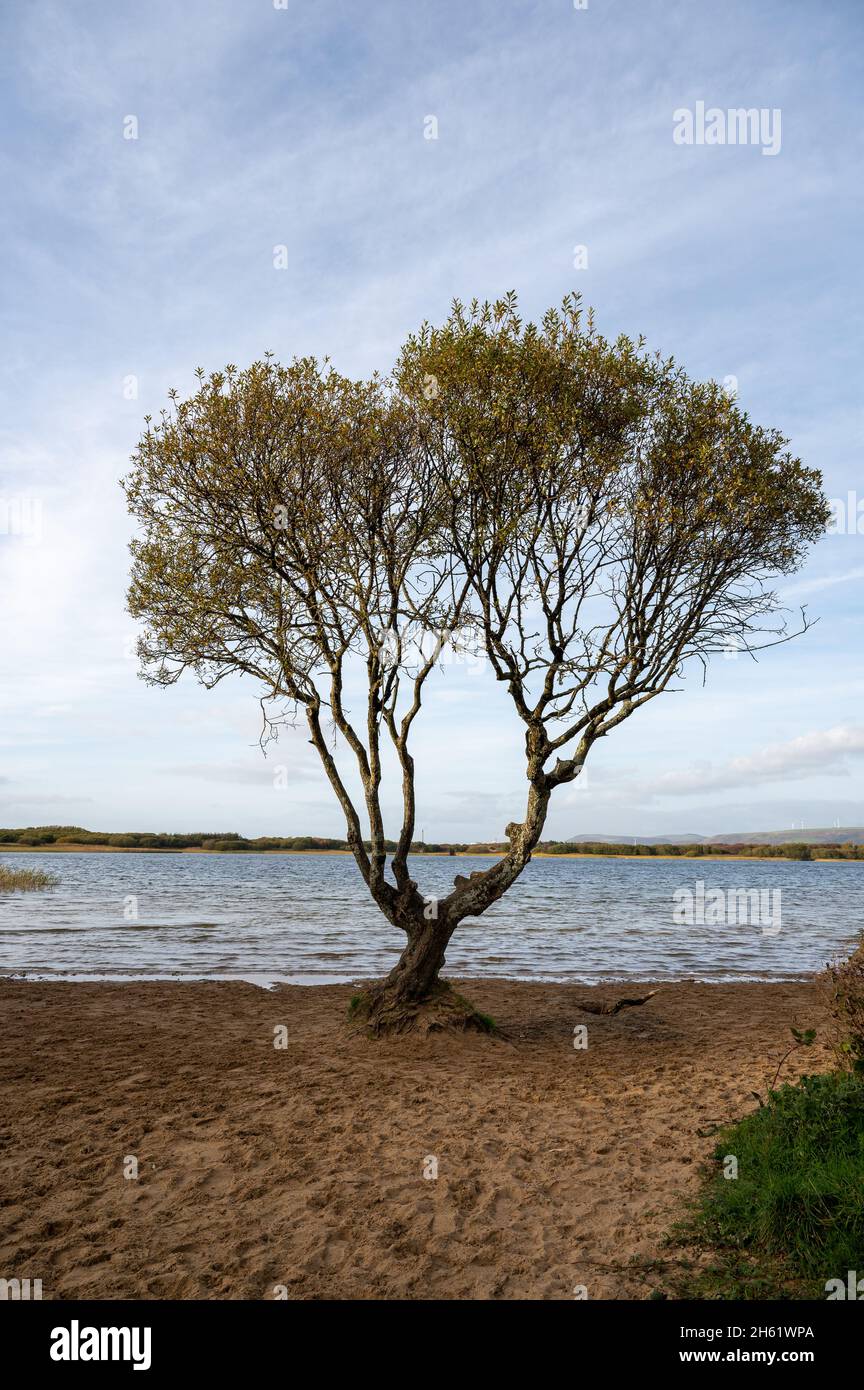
0;977;833;1300
0;843;859;864
0;969;828;987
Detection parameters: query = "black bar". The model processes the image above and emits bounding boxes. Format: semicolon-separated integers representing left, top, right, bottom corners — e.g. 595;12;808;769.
3;1296;857;1375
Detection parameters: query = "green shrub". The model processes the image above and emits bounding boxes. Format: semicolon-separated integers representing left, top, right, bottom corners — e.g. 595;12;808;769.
677;1071;864;1297
821;939;864;1072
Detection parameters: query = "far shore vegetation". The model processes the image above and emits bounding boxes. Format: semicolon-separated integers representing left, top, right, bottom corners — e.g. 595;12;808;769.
2;826;864;859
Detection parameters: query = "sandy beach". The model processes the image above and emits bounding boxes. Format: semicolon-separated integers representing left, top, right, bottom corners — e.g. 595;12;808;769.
0;977;832;1300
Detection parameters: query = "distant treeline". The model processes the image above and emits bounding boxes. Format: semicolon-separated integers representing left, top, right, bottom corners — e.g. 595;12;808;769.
1;827;862;858
0;826;466;853
540;840;858;860
0;826;380;852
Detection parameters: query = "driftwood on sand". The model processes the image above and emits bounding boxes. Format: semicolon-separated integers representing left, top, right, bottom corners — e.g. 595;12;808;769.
575;988;661;1016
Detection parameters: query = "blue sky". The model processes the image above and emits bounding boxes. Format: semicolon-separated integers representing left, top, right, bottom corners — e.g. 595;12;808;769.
1;0;862;840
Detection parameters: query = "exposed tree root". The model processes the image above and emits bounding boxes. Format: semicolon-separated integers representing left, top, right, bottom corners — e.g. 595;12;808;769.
575;987;661;1016
348;979;497;1038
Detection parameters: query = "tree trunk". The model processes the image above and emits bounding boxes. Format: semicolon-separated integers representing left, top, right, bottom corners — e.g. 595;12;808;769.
382;921;451;1002
350;789;552;1036
351;918;491;1036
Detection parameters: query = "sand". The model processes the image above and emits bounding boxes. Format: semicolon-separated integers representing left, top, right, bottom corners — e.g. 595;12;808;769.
0;977;831;1300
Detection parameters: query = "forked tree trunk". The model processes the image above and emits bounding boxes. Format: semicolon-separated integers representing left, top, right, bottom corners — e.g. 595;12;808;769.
353;790;550;1035
353;917;489;1036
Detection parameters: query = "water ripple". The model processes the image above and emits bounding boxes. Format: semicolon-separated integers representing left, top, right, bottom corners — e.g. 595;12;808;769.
0;851;859;984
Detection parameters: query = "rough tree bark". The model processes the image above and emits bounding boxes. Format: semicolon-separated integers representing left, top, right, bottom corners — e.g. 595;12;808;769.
353;781;552;1035
356;919;461;1035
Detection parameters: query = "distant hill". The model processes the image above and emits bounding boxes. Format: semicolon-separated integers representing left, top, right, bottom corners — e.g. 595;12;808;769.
568;833;703;845
568;828;864;847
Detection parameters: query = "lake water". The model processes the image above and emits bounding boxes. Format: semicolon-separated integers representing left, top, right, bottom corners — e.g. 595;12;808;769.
0;851;860;986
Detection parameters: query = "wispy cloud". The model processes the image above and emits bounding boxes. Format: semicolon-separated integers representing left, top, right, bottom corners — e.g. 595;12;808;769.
161;760;322;786
782;568;864;599
558;726;864;817
654;725;864;796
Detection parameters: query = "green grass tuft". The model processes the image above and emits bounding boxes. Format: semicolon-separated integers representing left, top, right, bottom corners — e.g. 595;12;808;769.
473;1011;497;1034
449;990;496;1033
672;1070;864;1298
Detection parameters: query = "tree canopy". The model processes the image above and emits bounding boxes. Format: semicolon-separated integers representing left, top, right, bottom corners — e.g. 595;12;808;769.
123;293;829;1032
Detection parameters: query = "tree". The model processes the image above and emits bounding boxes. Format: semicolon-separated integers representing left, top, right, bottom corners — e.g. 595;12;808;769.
123;294;829;1034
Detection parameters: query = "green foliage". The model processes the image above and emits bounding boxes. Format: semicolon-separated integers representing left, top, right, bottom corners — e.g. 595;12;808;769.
755;1024;818;1100
537;840;859;858
447;990;497;1034
119;292;830;791
0;827;376;852
822;939;864;1073
675;1071;864;1298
